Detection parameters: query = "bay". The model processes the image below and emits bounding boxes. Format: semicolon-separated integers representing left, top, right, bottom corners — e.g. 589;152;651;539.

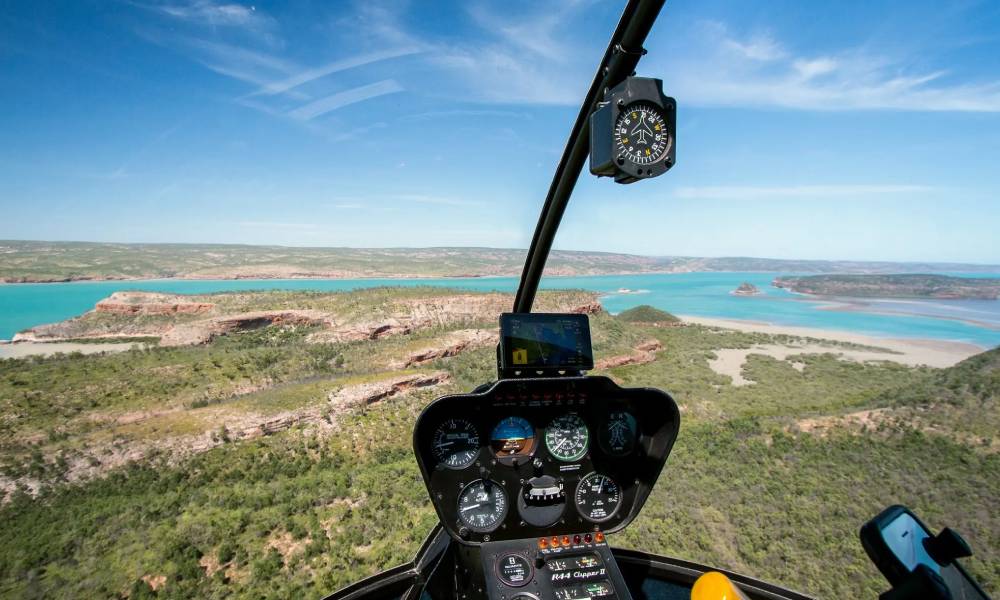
1;272;998;348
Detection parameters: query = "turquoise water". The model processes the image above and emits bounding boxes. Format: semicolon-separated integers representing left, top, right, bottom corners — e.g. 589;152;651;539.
1;273;998;348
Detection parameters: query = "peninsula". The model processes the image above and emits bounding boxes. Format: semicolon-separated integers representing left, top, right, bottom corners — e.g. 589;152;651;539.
773;274;1000;300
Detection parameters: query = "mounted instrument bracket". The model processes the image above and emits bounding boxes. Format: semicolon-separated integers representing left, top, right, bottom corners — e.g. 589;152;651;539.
589;76;676;184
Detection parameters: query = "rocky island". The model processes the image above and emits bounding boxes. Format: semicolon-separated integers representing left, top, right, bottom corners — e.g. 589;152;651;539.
731;282;762;296
773;274;1000;299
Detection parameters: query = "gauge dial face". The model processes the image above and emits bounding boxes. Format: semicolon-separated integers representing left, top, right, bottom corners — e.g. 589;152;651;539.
457;479;508;532
575;473;622;523
545;413;589;462
598;411;638;457
491;416;536;458
614;102;671;166
432;418;480;469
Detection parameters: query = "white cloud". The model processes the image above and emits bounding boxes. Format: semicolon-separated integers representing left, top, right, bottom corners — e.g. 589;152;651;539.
147;1;271;30
659;21;1000;112
287;79;403;121
674;184;935;200
248;47;422;97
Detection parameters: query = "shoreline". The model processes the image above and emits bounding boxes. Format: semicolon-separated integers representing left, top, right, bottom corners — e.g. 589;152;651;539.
678;315;986;368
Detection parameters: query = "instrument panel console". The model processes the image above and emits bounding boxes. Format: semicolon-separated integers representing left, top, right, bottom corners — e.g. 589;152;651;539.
413;376;680;545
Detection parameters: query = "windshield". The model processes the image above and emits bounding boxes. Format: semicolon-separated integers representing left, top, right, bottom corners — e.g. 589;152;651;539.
1;2;998;599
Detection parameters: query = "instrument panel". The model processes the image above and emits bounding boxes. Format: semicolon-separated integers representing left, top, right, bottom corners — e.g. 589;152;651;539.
413;375;680;545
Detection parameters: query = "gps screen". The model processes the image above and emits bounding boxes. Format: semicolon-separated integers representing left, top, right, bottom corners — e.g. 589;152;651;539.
499;313;594;371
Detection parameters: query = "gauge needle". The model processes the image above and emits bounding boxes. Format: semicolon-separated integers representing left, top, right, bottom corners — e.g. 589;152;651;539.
460;503;481;512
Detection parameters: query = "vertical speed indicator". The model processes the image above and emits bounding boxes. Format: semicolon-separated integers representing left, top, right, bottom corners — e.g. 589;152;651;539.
432;419;480;469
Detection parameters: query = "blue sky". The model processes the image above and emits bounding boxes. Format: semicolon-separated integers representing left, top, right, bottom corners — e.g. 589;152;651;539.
1;0;999;263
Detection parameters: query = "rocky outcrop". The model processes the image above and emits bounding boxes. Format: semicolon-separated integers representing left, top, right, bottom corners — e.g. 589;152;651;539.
595;339;663;369
731;282;761;296
13;291;602;347
328;372;451;410
391;329;498;368
95;292;215;315
160;310;334;346
2;371;452;500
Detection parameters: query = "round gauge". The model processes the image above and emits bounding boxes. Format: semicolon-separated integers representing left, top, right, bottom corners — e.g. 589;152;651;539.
598;411;638;457
614;102;671;166
575;473;622;523
432;418;480;469
491;416;536;458
545;413;589;462
457;479;508;532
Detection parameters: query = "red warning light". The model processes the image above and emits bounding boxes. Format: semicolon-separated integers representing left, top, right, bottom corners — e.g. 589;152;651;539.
584;534;593;543
573;534;581;545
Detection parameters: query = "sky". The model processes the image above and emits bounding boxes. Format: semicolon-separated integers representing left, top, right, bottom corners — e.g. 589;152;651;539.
1;0;999;263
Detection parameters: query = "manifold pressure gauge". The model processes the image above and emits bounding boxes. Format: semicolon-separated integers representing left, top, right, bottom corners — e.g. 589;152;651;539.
589;77;676;184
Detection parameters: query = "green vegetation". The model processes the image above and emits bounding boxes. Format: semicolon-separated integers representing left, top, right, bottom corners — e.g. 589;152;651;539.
614;304;679;323
0;287;996;599
774;273;1000;299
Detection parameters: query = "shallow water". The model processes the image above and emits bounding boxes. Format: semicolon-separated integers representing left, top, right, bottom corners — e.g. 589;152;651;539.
1;272;998;347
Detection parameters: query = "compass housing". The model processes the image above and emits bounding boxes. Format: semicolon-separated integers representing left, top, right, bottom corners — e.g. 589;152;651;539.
589;77;676;184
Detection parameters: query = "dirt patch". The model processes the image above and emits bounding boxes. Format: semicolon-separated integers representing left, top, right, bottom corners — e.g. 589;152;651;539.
199;553;224;577
708;343;909;386
792;408;894;436
267;531;309;565
141;574;167;592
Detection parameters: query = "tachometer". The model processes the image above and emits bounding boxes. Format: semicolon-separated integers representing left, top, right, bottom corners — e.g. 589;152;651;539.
575;472;621;523
545;413;589;462
458;479;508;532
432;418;479;469
491;416;536;459
598;411;637;457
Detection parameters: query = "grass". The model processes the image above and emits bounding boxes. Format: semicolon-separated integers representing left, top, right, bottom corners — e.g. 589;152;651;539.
0;287;996;599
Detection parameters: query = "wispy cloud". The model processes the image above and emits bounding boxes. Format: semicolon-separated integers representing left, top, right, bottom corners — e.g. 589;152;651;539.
141;0;274;31
248;47;421;97
674;184;935;200
287;79;403;121
663;21;1000;112
353;0;590;105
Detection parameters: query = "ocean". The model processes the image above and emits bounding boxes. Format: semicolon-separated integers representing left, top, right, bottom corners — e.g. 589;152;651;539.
1;272;999;348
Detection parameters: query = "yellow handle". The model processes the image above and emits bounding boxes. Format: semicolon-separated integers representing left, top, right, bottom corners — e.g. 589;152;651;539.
691;571;749;600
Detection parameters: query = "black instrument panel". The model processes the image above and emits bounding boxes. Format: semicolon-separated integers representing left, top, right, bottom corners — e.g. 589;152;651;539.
413;376;680;545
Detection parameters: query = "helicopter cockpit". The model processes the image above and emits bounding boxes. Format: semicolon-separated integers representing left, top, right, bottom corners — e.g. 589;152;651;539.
412;314;680;600
326;1;991;599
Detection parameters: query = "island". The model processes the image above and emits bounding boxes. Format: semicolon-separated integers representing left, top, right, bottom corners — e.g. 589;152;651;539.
773;274;1000;300
731;282;762;296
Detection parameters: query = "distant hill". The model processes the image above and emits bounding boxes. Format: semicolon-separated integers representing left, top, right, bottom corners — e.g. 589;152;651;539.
774;274;1000;299
615;305;679;323
2;240;999;283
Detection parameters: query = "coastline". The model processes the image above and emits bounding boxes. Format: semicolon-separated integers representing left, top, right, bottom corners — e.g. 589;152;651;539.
678;315;986;368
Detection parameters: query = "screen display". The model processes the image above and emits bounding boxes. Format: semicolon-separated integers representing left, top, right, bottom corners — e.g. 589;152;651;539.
500;313;594;371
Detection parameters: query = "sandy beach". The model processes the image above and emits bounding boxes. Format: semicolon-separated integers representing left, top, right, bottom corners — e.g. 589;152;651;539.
0;341;144;359
680;315;985;371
